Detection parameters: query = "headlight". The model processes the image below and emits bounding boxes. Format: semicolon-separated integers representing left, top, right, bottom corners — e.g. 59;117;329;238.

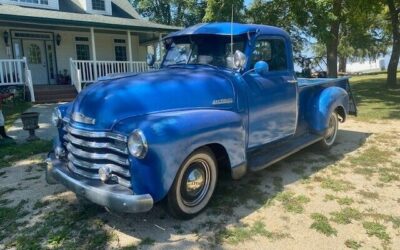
128;129;148;159
52;108;62;127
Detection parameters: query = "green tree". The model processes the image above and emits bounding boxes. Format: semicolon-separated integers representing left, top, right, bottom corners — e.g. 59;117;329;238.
202;0;245;22
130;0;206;27
384;0;400;88
297;0;385;77
247;0;306;60
314;8;390;73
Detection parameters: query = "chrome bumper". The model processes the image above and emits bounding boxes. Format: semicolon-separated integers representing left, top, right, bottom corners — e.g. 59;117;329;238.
46;153;153;213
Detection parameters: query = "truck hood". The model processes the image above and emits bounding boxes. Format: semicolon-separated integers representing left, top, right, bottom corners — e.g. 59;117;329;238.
70;66;236;130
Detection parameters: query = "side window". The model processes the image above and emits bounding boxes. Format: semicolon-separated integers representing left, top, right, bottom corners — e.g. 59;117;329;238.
75;37;90;60
76;44;90;60
114;39;127;61
251;38;287;71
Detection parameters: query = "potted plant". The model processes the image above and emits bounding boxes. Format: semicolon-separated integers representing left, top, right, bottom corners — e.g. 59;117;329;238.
20;112;40;141
56;69;71;85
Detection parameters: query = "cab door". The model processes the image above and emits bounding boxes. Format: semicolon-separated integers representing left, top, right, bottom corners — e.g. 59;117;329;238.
244;37;298;148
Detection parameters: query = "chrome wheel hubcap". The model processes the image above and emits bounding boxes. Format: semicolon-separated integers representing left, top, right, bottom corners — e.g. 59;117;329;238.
186;168;205;196
181;160;211;207
324;114;338;145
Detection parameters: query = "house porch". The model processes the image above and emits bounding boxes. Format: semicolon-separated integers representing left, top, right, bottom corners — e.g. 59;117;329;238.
0;20;169;102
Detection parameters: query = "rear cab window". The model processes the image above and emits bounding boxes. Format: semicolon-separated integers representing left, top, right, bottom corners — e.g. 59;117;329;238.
250;38;288;72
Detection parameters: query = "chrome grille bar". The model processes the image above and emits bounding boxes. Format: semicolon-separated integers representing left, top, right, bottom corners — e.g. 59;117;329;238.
62;125;132;189
66;125;128;142
67;143;129;166
68;162;131;188
68;154;130;178
64;133;128;155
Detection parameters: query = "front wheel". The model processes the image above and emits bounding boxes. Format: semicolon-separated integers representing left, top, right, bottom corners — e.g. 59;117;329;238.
167;147;218;219
318;111;339;149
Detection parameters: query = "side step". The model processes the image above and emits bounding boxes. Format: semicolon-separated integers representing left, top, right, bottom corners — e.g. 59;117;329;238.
248;133;322;172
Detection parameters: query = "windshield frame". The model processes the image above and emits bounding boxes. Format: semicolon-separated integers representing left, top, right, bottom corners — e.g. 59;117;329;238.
161;34;249;70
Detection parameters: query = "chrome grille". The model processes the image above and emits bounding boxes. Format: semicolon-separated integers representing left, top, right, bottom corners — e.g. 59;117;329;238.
63;125;131;188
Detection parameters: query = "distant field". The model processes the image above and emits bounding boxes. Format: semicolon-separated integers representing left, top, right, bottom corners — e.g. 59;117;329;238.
350;73;400;121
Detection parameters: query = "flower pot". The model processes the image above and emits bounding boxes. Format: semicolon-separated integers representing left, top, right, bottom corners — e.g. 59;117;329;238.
21;112;40;141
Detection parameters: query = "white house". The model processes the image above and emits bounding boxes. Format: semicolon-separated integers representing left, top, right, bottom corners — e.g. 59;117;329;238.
0;0;179;103
346;55;400;74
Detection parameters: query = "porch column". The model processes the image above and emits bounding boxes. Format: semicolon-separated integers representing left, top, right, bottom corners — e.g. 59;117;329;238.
90;27;97;79
127;30;133;71
159;33;163;60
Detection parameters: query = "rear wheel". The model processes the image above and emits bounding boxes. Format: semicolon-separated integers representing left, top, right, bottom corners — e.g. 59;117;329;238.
319;111;339;149
167;147;218;219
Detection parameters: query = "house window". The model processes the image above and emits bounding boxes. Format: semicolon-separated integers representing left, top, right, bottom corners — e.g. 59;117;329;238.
75;37;90;60
92;0;105;11
76;44;90;60
28;44;42;64
114;39;127;61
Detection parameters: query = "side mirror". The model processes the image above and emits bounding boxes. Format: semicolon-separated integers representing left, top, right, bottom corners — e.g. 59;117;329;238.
233;50;247;70
254;61;269;76
146;54;156;67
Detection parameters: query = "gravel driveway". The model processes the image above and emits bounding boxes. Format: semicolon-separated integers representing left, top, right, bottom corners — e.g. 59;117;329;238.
0;118;399;249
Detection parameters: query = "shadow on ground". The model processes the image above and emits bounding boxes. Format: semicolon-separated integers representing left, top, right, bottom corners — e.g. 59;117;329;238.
1;128;371;249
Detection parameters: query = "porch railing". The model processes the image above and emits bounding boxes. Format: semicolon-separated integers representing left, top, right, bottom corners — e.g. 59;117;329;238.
70;59;160;93
0;57;34;102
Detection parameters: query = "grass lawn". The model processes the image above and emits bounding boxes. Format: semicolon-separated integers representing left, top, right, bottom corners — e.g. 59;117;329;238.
2;100;32;129
1;99;51;169
350;73;400;121
0;140;52;169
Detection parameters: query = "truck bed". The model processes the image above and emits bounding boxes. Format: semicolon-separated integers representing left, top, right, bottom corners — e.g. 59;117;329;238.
295;77;357;134
297;77;350;88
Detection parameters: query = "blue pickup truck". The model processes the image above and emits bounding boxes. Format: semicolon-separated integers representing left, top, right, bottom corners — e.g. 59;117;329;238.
47;23;357;219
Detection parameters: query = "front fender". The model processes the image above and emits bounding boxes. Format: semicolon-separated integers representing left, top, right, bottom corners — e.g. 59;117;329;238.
310;86;349;134
114;109;246;202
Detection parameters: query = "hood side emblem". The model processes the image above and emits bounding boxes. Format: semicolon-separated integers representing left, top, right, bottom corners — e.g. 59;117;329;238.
72;112;96;125
212;98;233;105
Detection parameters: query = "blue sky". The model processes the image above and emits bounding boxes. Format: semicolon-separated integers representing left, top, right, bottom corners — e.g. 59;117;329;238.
245;0;252;6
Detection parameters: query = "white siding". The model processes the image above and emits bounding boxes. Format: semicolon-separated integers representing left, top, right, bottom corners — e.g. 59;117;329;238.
56;30;143;73
0;26;145;76
0;0;59;10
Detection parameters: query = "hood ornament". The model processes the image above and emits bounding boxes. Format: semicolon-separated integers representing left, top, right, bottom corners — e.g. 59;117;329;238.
72;112;96;125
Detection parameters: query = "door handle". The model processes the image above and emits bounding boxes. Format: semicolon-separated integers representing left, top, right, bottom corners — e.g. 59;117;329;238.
287;80;298;84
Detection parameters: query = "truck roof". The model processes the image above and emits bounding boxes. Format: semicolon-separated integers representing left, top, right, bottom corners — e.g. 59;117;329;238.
164;22;290;40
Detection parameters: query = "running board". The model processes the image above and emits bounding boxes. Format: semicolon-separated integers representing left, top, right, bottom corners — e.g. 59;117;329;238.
248;134;322;172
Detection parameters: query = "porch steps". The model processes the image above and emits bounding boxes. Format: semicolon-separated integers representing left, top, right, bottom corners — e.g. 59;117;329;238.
33;85;78;104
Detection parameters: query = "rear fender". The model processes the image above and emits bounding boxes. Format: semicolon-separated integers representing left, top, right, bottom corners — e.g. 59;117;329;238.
310;86;349;134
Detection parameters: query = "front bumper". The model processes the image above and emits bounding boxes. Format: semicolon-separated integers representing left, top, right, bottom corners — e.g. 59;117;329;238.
46;153;153;213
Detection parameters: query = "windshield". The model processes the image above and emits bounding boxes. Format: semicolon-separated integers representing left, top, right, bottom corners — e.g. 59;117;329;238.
162;35;246;69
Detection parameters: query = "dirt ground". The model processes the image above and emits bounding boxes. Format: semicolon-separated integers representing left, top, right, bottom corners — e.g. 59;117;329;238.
0;118;399;250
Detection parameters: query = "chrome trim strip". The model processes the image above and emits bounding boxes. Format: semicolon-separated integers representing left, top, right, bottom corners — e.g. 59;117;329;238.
62;117;70;123
67;143;129;166
68;154;130;178
66;125;128;143
72;112;96;125
64;134;128;155
68;162;131;188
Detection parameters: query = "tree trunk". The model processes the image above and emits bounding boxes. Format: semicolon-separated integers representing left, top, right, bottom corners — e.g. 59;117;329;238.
386;0;400;88
326;0;342;78
339;56;347;73
326;28;340;78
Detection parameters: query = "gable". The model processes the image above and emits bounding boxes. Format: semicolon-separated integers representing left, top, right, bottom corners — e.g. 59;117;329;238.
0;0;142;19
